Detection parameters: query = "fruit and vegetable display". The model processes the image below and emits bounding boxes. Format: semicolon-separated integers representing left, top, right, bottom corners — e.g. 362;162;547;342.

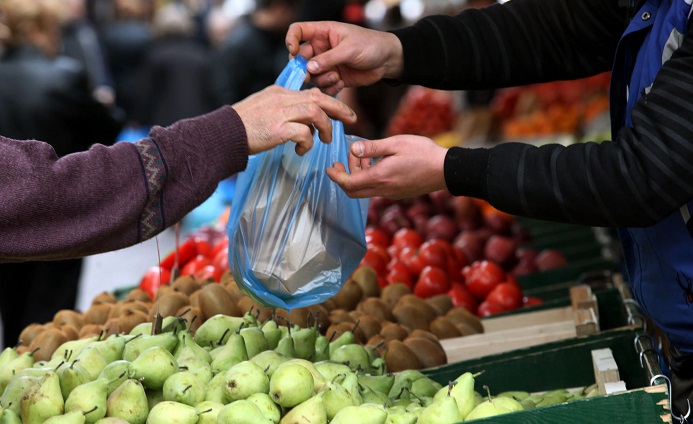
0;298;604;424
385;86;456;138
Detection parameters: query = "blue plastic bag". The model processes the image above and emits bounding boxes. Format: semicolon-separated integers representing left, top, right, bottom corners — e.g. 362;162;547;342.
226;56;369;310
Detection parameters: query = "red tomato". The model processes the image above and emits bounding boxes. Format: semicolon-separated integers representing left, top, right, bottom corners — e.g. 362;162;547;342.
414;266;450;298
212;247;229;272
195;264;223;282
365;227;390;248
448;282;478;315
194;238;214;258
210;237;229;259
392;228;423;250
462;260;506;301
522;296;544;307
486;282;523;310
181;254;213;276
418;240;450;271
160;238;198;270
399;246;424;276
360;249;388;276
386;263;414;289
477;300;506;317
367;244;391;266
139;266;171;299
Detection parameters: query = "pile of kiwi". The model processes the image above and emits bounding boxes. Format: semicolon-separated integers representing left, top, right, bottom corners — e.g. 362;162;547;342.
13;266;483;369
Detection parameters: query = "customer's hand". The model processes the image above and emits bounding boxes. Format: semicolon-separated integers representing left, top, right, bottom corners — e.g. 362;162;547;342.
326;135;448;199
286;21;404;96
233;85;356;156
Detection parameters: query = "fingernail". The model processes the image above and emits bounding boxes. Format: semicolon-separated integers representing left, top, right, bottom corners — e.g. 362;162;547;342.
308;60;320;73
353;142;364;157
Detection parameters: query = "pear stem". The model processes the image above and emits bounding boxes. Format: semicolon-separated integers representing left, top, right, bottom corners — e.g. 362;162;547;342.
97;329;105;341
264;365;271;375
30;347;40;356
448;382;454;397
84;406;98;415
199;408;213;414
177;307;191;318
217;329;230;346
188;315;198;331
236;322;246;334
14;340;23;348
54;361;65;372
483;385;493;402
125;333;143;344
328;331;337;344
183;385;192;393
351;319;361;334
71;359;80;369
307;312;314;329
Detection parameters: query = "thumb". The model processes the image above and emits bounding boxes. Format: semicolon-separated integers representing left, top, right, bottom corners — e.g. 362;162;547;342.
307;48;344;75
351;139;393;159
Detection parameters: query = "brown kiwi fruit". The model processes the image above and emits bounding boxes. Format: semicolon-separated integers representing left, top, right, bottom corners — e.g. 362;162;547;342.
426;294;454;316
106;302;127;320
366;334;386;348
171;275;200;295
219;270;235;285
395;295;438;323
392;303;432;331
237;297;273;323
408;329;441;344
18;323;45;347
91;291;117;306
350;267;380;298
429;316;463;339
445;307;484;333
79;324;104;339
198;283;240;319
328;309;355;325
348;310;364;322
322;299;337;311
379;322;410;341
188;290;202;308
118;309;149;334
331;320;366;344
53;310;85;330
454;322;480;336
29;328;69;362
154;284;174;302
385;339;423;372
221;280;246;303
380;283;412;310
286;308;310;328
331;279;363;311
355;314;382;341
15;345;30;355
357;297;395;322
274;309;290;326
84;304;113;325
176;306;204;333
58;324;79;341
403;337;448;369
124;288;152;303
102;318;122;338
305;304;331;332
152;291;190;318
125;301;151;317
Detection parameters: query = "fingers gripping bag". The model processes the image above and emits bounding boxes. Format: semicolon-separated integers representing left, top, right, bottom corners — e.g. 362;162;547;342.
226;55;369;310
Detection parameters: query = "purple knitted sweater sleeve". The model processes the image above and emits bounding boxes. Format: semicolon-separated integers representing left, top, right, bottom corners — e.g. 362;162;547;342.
0;105;248;261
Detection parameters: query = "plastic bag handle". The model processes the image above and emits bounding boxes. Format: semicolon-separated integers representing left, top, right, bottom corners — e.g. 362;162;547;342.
275;55;308;91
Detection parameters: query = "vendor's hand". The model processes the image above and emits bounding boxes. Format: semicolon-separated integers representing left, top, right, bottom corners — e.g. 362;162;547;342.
233;85;356;156
326;135;448;199
285;21;404;96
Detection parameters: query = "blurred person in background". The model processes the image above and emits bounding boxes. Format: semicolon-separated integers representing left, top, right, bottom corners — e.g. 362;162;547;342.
211;0;305;107
136;3;215;127
0;0;123;348
62;0;117;107
100;0;153;127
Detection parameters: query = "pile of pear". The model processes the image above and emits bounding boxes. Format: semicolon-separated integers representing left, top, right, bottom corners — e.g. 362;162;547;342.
14;269;471;371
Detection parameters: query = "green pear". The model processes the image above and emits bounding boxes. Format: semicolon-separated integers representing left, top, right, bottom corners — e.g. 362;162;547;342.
210;332;248;374
51;336;100;361
223;360;269;401
290;328;317;361
0;352;35;393
0;348;18;367
313;361;352;382
323;380;356;420
105;379;148;424
0;408;21;424
162;370;205;406
328;331;354;357
93;418;129;424
249;350;289;378
340;372;363;406
274;336;296;359
240;327;269;359
496;390;530;401
97;360;130;396
246;393;281;424
87;335;126;364
492;395;524;412
128;346;178;390
174;333;211;364
193;315;245;348
146;389;164;411
330;344;371;373
217;399;273;424
15;365;55;379
43;410;86;424
410;378;440;398
417;393;463;424
58;361;93;399
269;363;314;408
358;374;395;395
388;377;413;400
147;401;199;424
194;400;224;424
312;336;329;362
279;393;327;424
358;383;389;406
387;408;418;424
129;323;153;337
73;347;108;380
203;371;227;403
64;377;108;423
260;321;283;350
331;404;387;424
122;333;178;362
176;349;213;384
370;357;387;376
0;375;39;415
464;399;513;420
20;371;64;424
282;359;328;393
446;371;476;419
